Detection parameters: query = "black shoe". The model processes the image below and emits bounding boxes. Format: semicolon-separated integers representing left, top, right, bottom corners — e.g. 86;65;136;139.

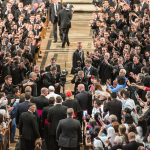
53;40;57;43
67;42;70;46
62;45;65;48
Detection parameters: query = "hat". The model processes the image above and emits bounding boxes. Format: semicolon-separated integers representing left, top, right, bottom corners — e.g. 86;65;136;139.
66;90;72;96
49;86;54;91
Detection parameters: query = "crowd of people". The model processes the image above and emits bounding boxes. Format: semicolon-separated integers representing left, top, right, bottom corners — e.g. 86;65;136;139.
1;0;150;149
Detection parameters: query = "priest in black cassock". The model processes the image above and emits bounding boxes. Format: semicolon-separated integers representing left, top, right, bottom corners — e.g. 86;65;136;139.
62;90;82;118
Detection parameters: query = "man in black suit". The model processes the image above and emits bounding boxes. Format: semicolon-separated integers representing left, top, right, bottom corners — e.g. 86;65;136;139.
22;72;37;97
47;96;68;150
19;86;35;103
0;75;17;103
49;0;63;43
71;42;84;74
16;92;39;126
14;2;27;23
56;108;82;150
45;57;61;74
139;0;148;10
42;97;55;149
123;132;143;150
83;58;98;85
43;66;60;94
62;90;81;118
104;92;122;124
58;2;72;48
19;103;40;150
75;84;92;126
34;88;49;137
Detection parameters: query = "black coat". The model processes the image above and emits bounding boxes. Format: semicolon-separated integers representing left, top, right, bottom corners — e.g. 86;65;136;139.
19;111;40;140
19;96;35;103
15;9;27;23
83;66;98;85
122;141;143;150
45;64;61;73
41;104;54;128
43;72;60;94
104;99;122;123
62;99;81;114
143;107;150;126
49;3;62;23
75;91;92;116
34;95;49;111
56;117;82;148
71;49;84;74
99;60;113;84
16;101;39;125
22;79;37;97
58;8;72;29
47;104;68;135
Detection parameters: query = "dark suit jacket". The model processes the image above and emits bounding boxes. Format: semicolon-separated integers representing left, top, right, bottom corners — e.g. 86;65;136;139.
122;141;143;150
62;99;81;113
56;117;82;148
19;111;40;140
83;65;98;85
16;101;39;125
47;104;68;135
58;8;72;29
141;2;149;10
34;95;49;110
41;104;54;128
49;2;62;23
75;90;92;116
22;79;37;97
104;99;122;123
45;64;61;73
71;49;84;74
19;96;35;103
15;9;27;23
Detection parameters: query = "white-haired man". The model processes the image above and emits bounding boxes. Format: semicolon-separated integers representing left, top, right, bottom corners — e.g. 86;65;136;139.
46;86;60;100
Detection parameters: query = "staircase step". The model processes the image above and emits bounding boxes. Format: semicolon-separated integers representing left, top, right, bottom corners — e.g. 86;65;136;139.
73;4;95;12
63;0;92;4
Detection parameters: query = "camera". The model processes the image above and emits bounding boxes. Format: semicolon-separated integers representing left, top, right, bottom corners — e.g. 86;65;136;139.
74;61;82;74
66;4;74;10
60;70;68;85
25;49;29;52
78;75;82;82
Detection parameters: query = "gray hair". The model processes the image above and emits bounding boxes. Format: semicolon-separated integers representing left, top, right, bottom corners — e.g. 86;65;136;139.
114;136;122;145
109;115;117;122
29;72;36;78
138;73;145;82
34;65;40;70
101;92;110;98
120;69;126;75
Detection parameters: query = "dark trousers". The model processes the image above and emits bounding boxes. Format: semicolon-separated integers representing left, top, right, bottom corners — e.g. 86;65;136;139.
49;135;59;150
53;16;63;41
22;139;35;150
62;28;69;47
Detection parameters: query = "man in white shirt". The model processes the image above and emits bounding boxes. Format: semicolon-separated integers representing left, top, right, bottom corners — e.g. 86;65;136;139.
123;91;135;110
46;86;60;100
91;99;101;118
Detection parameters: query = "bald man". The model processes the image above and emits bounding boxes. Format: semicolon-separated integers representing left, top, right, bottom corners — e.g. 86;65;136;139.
75;84;92;126
19;86;35;103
